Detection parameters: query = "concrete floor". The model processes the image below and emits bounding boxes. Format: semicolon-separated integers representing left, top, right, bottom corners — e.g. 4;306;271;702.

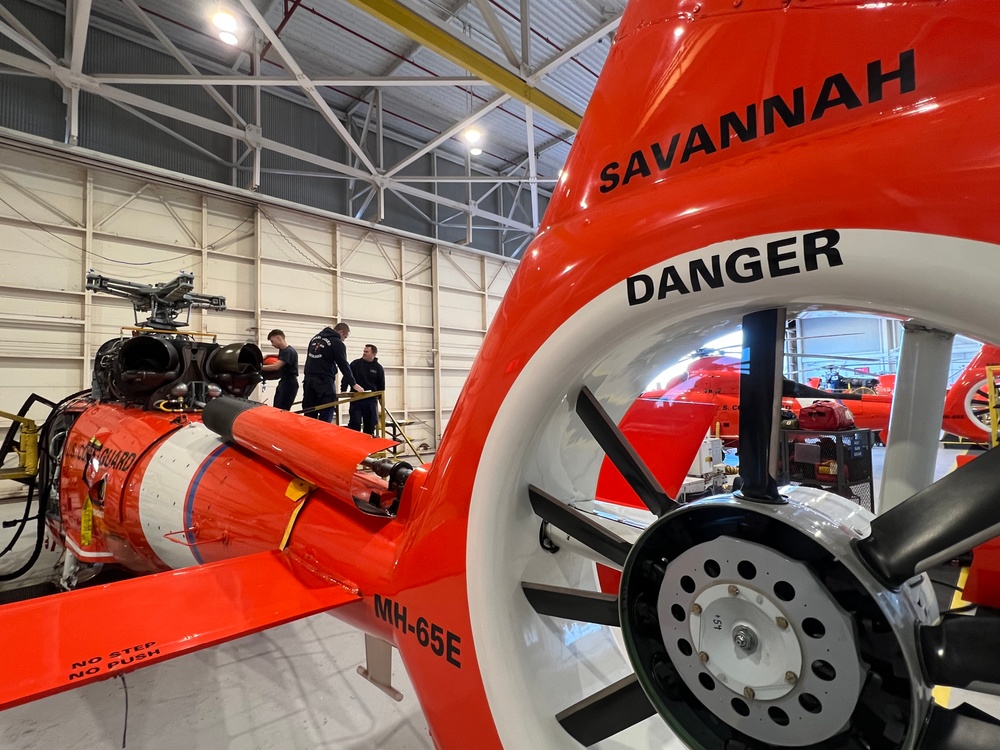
1;445;996;749
2;615;435;750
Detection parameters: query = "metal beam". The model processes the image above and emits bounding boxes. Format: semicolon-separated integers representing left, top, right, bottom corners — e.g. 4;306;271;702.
471;0;520;69
64;0;93;146
0;6;56;64
385;95;509;178
528;15;620;84
525;104;539;227
347;0;476;120
121;0;247;127
106;99;231;166
236;0;378;175
88;74;490;87
342;0;581;131
520;0;531;71
0;18;58;67
66;0;92;74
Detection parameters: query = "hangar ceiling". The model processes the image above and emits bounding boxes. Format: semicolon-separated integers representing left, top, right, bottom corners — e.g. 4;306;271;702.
0;0;626;255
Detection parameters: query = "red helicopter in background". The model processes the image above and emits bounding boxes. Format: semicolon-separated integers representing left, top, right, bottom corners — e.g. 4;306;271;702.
627;343;1000;448
3;1;1000;749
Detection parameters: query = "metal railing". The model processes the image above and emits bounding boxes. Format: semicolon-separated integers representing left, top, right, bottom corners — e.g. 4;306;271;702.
295;391;424;463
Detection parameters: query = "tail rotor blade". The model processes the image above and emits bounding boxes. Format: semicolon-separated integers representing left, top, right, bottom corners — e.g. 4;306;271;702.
522;582;620;626
919;614;1000;693
854;447;1000;588
555;673;656;746
737;309;784;503
917;702;1000;750
575;387;676;516
528;485;632;566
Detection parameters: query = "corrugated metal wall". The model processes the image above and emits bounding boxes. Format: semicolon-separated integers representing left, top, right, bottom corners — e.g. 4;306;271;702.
0;0;65;142
0;0;545;256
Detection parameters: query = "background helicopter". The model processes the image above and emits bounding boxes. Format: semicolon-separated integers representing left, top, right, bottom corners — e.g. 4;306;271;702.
630;344;1000;448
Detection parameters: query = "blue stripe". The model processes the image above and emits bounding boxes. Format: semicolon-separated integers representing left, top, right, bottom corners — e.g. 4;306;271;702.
183;443;229;564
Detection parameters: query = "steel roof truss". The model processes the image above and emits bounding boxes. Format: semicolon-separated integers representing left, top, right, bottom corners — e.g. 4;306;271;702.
121;0;246;128
235;0;378;176
471;0;521;70
384;94;510;179
0;5;56;64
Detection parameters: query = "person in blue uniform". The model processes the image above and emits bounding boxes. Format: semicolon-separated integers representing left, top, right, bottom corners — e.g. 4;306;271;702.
302;322;362;422
262;329;299;410
345;344;385;435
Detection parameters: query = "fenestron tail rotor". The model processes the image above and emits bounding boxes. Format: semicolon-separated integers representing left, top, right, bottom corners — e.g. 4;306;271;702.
519;313;1000;749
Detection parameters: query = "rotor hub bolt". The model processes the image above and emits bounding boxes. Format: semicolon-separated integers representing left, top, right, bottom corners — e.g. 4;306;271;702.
699;651;710;664
728;585;740;597
744;687;755;700
775;616;789;630
732;625;759;654
785;671;798;684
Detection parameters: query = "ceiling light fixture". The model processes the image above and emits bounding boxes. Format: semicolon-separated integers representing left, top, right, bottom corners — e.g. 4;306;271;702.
463;128;482;144
469;147;483;156
212;10;238;33
219;30;239;46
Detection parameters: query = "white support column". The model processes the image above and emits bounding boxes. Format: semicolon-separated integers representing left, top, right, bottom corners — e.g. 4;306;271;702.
480;255;488;332
81;169;93;389
878;324;955;513
400;240;408;425
201;196;209;331
525;104;539;228
253;208;262;343
431;245;442;444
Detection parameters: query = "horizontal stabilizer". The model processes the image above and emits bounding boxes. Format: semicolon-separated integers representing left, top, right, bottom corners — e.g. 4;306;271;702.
0;550;358;709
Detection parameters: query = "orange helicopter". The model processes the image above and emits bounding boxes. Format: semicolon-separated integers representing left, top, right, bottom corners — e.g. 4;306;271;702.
621;343;1000;449
3;1;1000;749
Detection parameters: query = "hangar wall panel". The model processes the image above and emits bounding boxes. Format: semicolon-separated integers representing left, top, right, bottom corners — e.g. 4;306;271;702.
0;143;519;453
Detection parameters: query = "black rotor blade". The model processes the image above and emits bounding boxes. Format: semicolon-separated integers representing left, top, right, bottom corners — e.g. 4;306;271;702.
528;485;632;566
556;673;656;746
853;447;1000;588
919;614;1000;691
782;378;862;401
575;387;676;517
522;582;620;626
917;702;1000;750
737;309;783;503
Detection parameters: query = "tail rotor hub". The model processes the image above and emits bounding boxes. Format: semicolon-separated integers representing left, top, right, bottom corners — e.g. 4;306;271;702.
617;492;932;749
655;536;863;745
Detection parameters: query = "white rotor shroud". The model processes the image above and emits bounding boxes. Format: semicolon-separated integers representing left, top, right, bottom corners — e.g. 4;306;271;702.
659;537;863;746
467;230;990;749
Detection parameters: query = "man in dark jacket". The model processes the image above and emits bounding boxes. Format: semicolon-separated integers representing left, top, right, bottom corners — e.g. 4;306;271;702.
345;344;385;435
302;322;362;422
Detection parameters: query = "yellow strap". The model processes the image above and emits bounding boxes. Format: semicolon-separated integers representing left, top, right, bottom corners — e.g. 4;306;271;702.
80;498;93;547
279;478;316;549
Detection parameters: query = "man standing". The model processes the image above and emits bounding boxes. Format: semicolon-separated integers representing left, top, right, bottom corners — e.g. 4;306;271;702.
346;344;385;435
262;329;298;410
302;322;362;422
